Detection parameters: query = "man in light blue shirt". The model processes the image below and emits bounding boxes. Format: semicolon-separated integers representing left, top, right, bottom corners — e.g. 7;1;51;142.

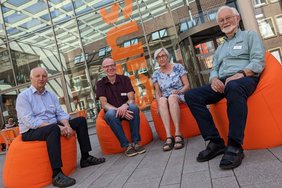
185;6;265;169
16;67;105;187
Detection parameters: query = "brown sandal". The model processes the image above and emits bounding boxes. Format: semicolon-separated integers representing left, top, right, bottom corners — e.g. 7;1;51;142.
174;135;184;150
163;137;174;152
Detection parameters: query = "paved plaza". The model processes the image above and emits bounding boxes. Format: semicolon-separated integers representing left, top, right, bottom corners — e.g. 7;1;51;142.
1;111;282;188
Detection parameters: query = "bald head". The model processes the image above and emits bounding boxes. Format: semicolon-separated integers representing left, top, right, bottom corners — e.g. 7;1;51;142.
30;67;48;78
102;58;115;66
101;58;117;79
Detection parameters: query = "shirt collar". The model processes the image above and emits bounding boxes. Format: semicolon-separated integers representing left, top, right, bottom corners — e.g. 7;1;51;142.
103;75;120;84
224;28;241;41
30;85;47;95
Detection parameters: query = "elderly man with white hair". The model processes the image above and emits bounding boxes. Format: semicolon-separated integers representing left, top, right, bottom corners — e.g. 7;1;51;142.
185;5;265;169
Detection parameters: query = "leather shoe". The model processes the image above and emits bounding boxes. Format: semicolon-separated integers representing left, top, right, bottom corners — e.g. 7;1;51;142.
197;141;226;162
219;146;244;169
52;172;76;187
80;155;106;168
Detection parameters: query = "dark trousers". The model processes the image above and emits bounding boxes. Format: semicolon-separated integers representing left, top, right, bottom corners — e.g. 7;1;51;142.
22;117;92;169
184;76;259;145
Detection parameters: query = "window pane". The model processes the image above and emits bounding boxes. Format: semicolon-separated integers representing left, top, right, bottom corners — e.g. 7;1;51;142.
258;18;276;38
275;15;282;34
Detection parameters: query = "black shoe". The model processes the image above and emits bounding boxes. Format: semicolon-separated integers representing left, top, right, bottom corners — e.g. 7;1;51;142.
219;146;244;170
80;155;106;168
197;141;226;162
52;172;76;187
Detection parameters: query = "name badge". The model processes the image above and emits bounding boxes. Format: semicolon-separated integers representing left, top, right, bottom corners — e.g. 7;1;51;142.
49;105;55;108
233;45;242;50
121;93;127;96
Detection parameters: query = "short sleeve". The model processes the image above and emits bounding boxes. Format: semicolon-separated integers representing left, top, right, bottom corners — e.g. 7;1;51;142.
95;79;104;100
175;63;187;76
152;71;158;84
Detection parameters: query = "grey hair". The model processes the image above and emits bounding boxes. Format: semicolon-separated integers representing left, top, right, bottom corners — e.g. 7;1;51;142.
154;47;170;60
30;67;48;77
216;6;240;23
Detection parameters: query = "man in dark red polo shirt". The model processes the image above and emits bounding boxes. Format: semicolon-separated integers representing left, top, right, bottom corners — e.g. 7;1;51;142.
95;58;146;157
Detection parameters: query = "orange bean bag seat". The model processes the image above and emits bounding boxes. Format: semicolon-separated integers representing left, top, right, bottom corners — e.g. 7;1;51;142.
210;53;282;149
3;134;77;188
150;99;200;141
96;110;153;154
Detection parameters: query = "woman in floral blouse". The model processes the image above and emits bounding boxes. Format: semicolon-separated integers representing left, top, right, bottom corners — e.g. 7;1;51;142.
152;47;190;151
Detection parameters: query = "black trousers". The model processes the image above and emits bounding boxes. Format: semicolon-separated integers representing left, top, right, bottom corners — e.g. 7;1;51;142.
185;76;259;145
22;117;92;169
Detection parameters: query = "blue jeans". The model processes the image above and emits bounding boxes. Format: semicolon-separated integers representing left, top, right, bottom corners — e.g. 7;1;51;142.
184;76;259;145
104;104;141;148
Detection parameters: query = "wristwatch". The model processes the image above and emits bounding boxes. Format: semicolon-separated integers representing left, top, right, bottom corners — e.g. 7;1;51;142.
237;70;246;77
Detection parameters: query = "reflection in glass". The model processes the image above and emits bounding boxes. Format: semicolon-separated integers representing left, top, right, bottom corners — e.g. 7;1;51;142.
9;40;61;85
194;41;216;84
0;44;15;86
1;92;17;128
45;77;68;112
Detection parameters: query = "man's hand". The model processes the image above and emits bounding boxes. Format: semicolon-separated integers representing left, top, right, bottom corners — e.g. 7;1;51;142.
123;110;134;120
65;125;73;138
225;73;244;85
58;125;73;138
116;103;128;118
211;77;225;93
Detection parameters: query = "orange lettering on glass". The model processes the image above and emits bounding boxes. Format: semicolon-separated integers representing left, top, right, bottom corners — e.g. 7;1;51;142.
129;75;154;109
106;21;143;61
116;64;123;75
100;0;133;24
126;57;147;72
100;0;154;109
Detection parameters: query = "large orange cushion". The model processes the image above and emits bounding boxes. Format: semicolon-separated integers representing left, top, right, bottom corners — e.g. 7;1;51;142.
150;99;200;141
3;134;77;188
96;110;153;154
210;53;282;149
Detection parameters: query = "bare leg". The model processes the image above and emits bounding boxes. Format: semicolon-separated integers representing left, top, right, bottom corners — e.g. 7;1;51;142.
168;94;181;136
158;97;172;138
168;94;184;149
158;97;174;151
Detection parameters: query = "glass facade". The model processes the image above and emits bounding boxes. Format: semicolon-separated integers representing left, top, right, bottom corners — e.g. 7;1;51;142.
0;0;281;128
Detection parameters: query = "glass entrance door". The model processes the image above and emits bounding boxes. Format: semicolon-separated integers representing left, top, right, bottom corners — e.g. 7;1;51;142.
194;37;225;84
194;40;216;84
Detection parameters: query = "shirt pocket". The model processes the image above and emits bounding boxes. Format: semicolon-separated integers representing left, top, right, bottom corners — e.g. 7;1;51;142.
48;104;56;113
229;41;247;57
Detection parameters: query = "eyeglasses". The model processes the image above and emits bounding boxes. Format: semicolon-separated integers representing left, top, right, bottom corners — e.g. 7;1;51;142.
156;55;168;60
102;64;116;69
218;15;236;24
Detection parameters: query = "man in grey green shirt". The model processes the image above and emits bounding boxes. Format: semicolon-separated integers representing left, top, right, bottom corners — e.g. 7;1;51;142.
185;5;265;169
